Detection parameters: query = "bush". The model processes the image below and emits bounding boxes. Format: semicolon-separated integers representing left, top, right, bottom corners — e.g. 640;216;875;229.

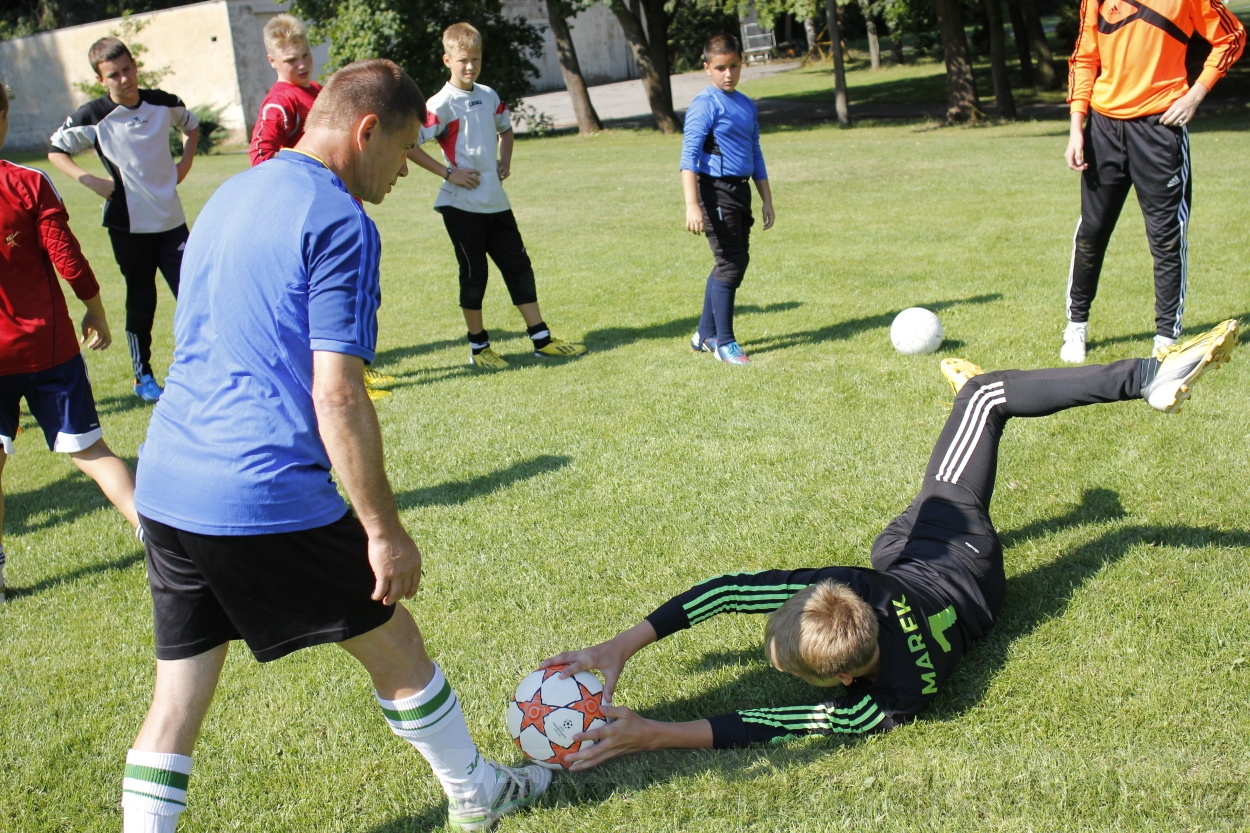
668;4;742;74
169;105;227;157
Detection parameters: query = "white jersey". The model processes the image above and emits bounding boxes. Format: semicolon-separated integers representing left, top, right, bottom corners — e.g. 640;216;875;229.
419;82;512;214
49;90;197;234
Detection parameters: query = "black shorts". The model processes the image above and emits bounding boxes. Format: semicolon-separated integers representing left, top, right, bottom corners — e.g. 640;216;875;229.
140;510;394;662
439;206;538;309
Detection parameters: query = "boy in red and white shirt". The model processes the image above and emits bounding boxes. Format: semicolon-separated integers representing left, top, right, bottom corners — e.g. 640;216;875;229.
406;22;585;369
249;15;322;166
0;82;140;602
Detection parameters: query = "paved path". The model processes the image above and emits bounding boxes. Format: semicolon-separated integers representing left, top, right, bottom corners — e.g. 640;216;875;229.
516;60;1070;131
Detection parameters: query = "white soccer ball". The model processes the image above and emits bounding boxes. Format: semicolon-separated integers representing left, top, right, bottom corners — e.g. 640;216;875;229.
890;307;944;355
507;665;607;770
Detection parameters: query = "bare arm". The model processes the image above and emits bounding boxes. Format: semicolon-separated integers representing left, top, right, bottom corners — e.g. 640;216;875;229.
497;128;514;180
406;144;480;189
176;126;199;183
79;293;112;350
565;708;713;771
754;177;775;230
682;169;703;235
312;350;421;605
1065;111;1088;171
47;152;114;199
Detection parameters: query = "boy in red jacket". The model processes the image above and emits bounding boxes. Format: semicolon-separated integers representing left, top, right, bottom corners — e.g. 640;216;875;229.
249;15;322;166
0;82;139;602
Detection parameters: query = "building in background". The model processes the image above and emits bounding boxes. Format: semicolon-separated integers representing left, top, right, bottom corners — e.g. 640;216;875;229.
0;0;634;152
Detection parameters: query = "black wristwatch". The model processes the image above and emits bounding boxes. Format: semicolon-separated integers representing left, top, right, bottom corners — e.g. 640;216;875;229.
444;167;452;180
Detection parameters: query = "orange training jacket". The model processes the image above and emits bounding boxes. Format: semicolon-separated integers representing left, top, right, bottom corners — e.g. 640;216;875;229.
1068;0;1246;119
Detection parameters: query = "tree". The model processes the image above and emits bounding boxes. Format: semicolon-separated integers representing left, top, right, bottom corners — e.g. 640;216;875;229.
1017;0;1058;89
981;0;1015;118
1005;0;1036;87
603;0;680;133
857;0;882;69
546;0;603;135
932;0;983;122
825;0;852;126
288;0;543;108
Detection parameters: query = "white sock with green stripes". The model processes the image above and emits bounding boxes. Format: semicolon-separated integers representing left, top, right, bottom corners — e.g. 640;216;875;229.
378;663;496;802
121;749;191;833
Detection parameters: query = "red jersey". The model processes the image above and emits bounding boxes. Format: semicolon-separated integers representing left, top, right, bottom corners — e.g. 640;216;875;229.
249;80;322;166
0;160;100;376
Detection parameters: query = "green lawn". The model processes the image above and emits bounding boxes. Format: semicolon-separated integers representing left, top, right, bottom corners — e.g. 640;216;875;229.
2;110;1249;832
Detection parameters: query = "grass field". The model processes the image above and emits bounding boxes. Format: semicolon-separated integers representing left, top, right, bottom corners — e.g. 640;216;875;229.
2;105;1249;832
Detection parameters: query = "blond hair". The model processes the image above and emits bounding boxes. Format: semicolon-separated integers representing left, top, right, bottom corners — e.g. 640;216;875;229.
264;14;309;56
306;59;425;133
765;581;878;680
442;22;482;54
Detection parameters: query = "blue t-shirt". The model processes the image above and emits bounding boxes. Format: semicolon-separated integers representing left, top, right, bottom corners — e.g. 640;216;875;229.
134;150;381;535
680;86;767;180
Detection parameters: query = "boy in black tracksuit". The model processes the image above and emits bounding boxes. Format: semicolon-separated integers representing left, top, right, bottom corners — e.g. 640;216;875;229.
542;320;1237;764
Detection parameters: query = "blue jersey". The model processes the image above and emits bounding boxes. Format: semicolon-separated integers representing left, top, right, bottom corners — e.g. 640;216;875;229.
680;86;767;180
135;150;381;535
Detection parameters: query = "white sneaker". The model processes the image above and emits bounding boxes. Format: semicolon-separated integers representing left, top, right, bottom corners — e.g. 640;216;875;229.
1060;322;1087;364
447;761;551;831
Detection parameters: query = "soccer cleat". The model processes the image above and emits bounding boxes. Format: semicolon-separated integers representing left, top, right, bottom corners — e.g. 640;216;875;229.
1153;335;1177;358
364;367;396;387
1142;319;1238;413
940;358;985;395
134;374;164;402
534;337;586;358
691;331;718;354
366;387;392;402
470;347;509;370
1060;322;1087;364
447;761;551;831
714;340;750;365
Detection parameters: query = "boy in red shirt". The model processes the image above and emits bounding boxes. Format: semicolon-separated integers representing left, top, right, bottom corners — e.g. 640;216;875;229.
249;15;322;166
0;82;140;602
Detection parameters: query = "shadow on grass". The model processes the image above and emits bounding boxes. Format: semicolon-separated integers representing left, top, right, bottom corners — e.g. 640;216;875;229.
4;455;138;536
3;551;143;601
1085;311;1250;354
746;293;1001;355
395;454;571;510
361;804;447;833
94;392;156;418
583;302;802;354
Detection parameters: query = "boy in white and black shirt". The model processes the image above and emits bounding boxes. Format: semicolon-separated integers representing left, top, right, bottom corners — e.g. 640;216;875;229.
406;22;584;370
49;37;198;402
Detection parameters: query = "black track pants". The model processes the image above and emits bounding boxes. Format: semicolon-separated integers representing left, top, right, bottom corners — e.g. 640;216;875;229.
109;224;187;379
1066;111;1191;340
872;360;1149;614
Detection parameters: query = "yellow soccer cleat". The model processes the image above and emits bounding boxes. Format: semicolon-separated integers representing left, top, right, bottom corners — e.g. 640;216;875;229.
1142;319;1238;413
534;337;586;358
940;358;985;395
364;367;396;388
470;347;510;370
367;387;392;402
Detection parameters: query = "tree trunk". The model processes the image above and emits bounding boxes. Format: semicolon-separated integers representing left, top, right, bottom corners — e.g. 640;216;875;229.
547;0;603;135
784;13;793;45
1006;0;1035;87
605;0;680;132
804;16;819;57
858;0;882;69
825;0;852;126
932;0;984;122
982;0;1016;118
890;20;906;63
1018;0;1057;90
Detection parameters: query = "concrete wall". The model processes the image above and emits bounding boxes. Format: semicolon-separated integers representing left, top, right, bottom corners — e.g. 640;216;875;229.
0;0;629;151
503;0;637;92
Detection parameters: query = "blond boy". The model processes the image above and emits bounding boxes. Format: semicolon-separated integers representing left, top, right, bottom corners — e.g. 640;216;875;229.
406;22;585;369
249;14;322;166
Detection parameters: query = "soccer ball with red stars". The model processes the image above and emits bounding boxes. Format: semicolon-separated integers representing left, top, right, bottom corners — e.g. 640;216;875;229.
507;664;607;770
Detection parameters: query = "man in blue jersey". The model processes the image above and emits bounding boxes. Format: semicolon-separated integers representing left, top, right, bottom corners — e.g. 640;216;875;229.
683;33;775;366
123;60;548;833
